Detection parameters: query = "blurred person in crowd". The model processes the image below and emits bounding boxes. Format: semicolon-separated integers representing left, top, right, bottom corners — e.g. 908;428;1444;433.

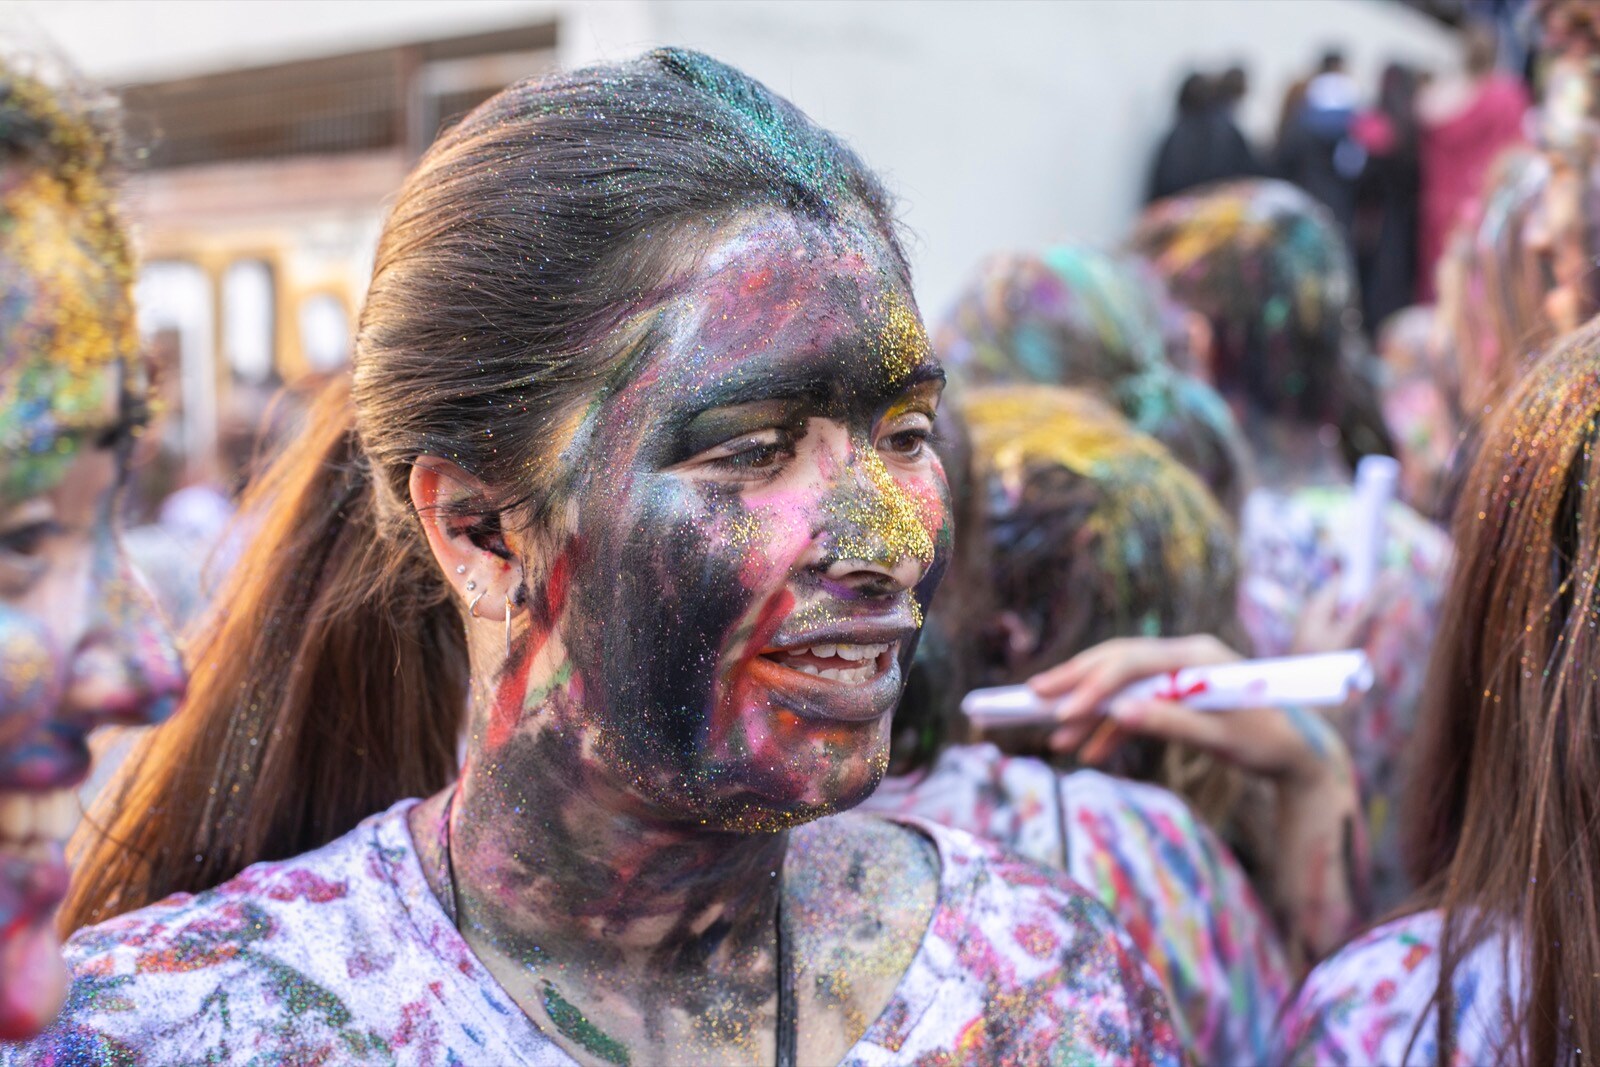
0;56;185;1038
1132;179;1451;915
1374;305;1460;523
1280;316;1600;1067
1353;63;1424;333
872;385;1364;1064
1216;64;1250;119
1146;71;1260;204
30;51;1182;1065
1418;21;1530;300
934;245;1251;512
1276;49;1365;243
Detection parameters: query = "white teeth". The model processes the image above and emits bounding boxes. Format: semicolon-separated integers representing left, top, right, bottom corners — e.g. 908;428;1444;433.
792;643;888;663
0;789;79;846
788;661;874;684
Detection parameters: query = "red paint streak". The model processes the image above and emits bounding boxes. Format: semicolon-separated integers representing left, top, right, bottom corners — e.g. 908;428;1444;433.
1153;672;1208;702
741;265;775;294
487;545;576;750
263;869;348;904
709;586;795;753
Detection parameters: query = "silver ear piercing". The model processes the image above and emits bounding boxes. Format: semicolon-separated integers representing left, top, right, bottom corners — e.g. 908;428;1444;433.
455;564;467;575
469;589;488;618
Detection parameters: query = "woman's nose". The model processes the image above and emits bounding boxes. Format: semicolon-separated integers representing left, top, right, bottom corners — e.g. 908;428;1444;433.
815;451;937;594
61;548;186;728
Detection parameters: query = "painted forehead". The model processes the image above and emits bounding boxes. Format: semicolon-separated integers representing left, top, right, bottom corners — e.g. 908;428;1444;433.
632;210;931;403
0;167;135;500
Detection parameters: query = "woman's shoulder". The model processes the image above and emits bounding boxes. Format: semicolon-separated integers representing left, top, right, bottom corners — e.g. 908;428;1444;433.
1279;909;1519;1066
64;801;415;964
826;811;1184;1065
4;800;541;1067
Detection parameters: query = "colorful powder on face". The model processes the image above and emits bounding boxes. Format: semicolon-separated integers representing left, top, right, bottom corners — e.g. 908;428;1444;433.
825;448;936;567
0;67;137;502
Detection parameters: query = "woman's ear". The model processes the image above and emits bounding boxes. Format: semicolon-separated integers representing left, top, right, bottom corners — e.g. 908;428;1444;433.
410;457;520;621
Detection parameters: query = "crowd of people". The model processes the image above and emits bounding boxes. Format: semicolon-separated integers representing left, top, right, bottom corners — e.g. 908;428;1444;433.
1150;27;1532;335
2;5;1599;1065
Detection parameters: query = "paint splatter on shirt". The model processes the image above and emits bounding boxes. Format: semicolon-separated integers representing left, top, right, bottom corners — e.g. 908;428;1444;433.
1237;486;1451;914
1278;910;1521;1065
4;800;1182;1066
866;743;1290;1064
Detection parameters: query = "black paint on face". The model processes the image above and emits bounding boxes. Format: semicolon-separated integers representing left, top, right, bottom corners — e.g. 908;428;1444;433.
490;209;951;833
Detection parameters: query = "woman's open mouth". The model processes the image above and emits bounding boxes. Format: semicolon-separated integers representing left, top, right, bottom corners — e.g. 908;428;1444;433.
0;788;78;858
759;642;895;686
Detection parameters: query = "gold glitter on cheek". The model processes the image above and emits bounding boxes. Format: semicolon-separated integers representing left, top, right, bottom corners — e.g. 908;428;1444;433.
827;449;936;567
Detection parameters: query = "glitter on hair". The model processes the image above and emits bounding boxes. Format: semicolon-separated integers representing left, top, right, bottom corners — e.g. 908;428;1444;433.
936;245;1249;511
1131;179;1358;425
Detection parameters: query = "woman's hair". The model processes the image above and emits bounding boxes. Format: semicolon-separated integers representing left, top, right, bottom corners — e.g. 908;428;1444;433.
1402;319;1600;1065
63;49;905;931
935;246;1251;512
956;385;1259;856
1130;178;1362;428
1443;149;1554;414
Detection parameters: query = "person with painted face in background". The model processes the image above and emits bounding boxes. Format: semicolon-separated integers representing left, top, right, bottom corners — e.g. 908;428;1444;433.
16;52;1182;1066
932;246;1251;514
1279;316;1600;1067
0;59;185;1039
1132;180;1451;916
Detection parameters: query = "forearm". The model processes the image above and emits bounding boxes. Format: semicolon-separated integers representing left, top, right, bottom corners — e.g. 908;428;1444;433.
1272;745;1366;972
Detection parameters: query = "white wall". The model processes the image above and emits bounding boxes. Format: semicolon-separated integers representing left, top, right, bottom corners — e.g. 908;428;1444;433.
4;0;1456;318
639;0;1458;319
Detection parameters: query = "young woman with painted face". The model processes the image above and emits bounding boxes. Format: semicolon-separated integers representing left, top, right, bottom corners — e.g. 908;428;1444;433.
30;52;1181;1066
0;62;185;1038
1279;315;1600;1067
1132;180;1452;916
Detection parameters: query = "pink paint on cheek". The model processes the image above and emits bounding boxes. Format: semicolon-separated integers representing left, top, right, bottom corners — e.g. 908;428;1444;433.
726;497;813;590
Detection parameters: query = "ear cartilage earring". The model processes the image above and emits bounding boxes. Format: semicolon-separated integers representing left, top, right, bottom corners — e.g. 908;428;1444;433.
466;580;477;592
469;590;488;618
455;565;467;575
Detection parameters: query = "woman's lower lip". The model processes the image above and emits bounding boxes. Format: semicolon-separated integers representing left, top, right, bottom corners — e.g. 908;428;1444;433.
743;653;903;722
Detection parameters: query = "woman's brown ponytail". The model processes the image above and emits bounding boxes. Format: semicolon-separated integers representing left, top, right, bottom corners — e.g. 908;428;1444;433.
63;379;467;929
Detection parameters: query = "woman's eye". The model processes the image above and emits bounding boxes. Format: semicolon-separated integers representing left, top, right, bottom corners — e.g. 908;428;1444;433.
878;413;934;459
706;431;797;476
883;429;929;457
0;520;62;558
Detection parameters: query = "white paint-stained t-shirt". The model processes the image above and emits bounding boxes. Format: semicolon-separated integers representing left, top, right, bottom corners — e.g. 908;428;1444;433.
4;800;1183;1066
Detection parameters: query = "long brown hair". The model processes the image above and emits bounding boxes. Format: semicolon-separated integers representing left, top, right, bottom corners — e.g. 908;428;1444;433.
1402;318;1600;1064
62;49;903;931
